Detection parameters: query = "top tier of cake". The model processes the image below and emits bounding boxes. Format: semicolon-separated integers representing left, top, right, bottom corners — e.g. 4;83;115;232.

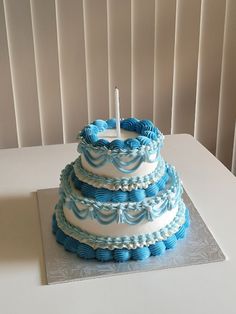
77;118;164;179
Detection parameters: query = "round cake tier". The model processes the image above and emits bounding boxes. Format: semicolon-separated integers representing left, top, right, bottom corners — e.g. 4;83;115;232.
77;118;164;177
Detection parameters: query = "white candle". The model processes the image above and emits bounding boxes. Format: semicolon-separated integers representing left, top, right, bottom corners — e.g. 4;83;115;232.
115;87;121;138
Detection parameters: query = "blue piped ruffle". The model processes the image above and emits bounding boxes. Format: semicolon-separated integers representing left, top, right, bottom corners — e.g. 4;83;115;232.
135;119;154;133
93;119;108;131
120;118;139;131
131;247;151;261
77;243;96;259
94;139;110;147
109;139;125;150
129;189;146;202
111;190;128;202
56;229;67;245
64;236;79;253
113;249;131;262
84;133;98;144
142;130;158;141
136;135;152;146
81;183;96;198
149;241;166;256
124;138;141;149
106;118;116;129
96;248;113;261
95;188;112;202
145;183;159;197
52;208;190;262
164;235;177;249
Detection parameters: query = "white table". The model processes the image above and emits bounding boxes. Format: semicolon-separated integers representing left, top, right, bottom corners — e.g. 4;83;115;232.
0;134;235;314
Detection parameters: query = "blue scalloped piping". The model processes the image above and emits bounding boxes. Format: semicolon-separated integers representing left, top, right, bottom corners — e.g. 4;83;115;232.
52;208;190;262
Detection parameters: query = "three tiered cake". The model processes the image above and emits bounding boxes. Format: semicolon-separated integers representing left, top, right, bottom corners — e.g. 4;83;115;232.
52;118;190;262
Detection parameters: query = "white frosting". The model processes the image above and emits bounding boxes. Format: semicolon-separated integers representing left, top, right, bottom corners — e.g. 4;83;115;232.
63;205;178;237
98;129;137;141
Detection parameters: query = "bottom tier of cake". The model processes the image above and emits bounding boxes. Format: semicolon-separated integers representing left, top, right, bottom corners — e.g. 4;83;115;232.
52;208;190;262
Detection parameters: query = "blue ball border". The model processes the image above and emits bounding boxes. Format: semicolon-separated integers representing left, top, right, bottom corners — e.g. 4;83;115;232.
52;208;190;262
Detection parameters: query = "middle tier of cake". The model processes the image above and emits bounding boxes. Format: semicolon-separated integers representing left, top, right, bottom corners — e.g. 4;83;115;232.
55;156;187;250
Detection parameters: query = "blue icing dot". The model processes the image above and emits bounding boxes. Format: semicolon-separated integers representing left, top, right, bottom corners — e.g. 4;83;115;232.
64;236;79;253
109;139;125;150
124;138;141;149
93;119;108;131
56;229;67;245
95;188;112;202
96;248;113;261
94;139;110;147
114;248;131;262
175;225;186;239
81;183;96;198
142;130;158;140
136;135;152;146
145;183;159;197
77;243;95;259
149;241;166;256
164;235;177;249
129;189;146;202
106;118;116;129
120;118;139;131
111;190;128;202
131;247;151;261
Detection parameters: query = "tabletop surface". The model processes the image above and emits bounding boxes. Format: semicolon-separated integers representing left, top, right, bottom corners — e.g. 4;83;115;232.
0;134;235;314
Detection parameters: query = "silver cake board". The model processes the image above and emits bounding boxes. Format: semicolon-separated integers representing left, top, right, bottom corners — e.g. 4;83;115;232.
37;188;225;285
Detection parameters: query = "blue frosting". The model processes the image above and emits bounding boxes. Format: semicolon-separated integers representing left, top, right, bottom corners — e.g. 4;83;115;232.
52;207;190;262
120;118;139;131
64;236;79;253
95;188;112;202
106;118;116;129
164;235;177;249
175;225;186;239
135;119;154;133
111;190;128;202
136;135;152;146
131;247;151;261
96;248;113;261
114;249;131;262
145;183;159;197
149;241;166;256
56;229;67;245
94;139;110;147
93;119;108;131
77;243;96;259
129;189;146;202
81;183;96;198
124;138;141;149
84;133;98;144
142;130;158;140
109;139;125;150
